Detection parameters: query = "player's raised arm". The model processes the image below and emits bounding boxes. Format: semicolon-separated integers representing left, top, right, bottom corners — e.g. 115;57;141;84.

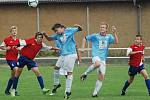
127;47;143;56
74;24;83;32
111;26;119;44
41;43;60;51
81;37;86;52
42;32;54;41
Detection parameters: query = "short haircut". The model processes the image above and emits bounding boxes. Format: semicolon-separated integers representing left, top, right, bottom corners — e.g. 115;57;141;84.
35;32;43;39
136;34;142;40
51;23;66;32
100;22;109;29
10;25;17;32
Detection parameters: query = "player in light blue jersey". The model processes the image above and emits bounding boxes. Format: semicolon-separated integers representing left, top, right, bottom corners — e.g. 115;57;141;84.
80;22;118;97
43;23;82;99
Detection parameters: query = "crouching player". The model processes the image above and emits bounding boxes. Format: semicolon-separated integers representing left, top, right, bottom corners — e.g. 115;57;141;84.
121;35;150;96
10;32;59;96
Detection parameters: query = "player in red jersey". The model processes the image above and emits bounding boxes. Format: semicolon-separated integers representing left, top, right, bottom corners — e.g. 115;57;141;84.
121;35;150;96
0;26;20;96
10;32;59;96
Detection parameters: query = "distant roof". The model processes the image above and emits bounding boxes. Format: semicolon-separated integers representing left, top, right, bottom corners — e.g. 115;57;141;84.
0;0;134;4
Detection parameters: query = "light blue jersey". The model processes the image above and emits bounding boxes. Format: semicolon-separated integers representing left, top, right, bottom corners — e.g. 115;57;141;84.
86;33;115;61
50;27;79;56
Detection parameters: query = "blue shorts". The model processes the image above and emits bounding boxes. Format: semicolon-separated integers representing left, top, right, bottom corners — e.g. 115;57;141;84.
128;64;145;76
17;56;38;70
7;60;18;70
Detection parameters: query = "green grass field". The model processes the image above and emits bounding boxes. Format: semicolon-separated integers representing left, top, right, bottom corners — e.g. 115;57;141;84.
0;64;150;100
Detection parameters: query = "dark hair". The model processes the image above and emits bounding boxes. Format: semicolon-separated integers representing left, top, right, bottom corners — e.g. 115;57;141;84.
51;23;66;32
136;34;142;40
35;32;43;39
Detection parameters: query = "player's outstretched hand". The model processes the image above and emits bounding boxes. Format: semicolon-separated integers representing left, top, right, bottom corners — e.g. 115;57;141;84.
74;24;82;31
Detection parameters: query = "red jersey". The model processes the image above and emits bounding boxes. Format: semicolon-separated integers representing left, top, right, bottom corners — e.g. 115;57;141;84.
20;38;42;60
128;44;145;67
3;36;19;61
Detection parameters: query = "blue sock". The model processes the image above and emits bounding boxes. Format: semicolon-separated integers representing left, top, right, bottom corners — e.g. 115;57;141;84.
145;79;150;94
122;80;130;91
5;78;13;91
37;76;44;89
12;77;19;90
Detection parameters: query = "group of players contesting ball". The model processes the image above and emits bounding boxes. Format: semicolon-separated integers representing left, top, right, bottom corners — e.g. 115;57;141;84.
0;22;150;99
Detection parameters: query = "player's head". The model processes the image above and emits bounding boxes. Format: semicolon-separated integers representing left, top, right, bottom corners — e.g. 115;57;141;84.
51;23;66;34
135;34;142;45
99;22;109;35
10;26;17;36
35;32;43;43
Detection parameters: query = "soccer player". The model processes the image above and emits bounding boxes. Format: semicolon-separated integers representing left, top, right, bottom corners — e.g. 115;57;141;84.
10;32;59;96
121;34;150;96
80;22;118;97
0;26;20;96
43;23;82;99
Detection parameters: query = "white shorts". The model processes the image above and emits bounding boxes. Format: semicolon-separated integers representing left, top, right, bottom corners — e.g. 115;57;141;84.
56;54;77;75
92;56;106;75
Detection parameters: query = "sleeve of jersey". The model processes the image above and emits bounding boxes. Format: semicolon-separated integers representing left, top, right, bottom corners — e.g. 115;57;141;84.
19;38;33;46
49;35;57;40
0;41;6;47
66;27;79;36
85;34;95;42
127;47;132;56
109;34;115;44
55;40;61;48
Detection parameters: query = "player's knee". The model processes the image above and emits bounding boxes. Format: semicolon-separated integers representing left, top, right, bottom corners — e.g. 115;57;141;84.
98;74;105;81
128;78;134;83
94;62;100;68
67;72;72;75
54;66;60;70
144;74;149;80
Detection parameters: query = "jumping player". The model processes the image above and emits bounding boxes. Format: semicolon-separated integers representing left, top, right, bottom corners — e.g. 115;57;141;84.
80;22;118;97
43;23;82;99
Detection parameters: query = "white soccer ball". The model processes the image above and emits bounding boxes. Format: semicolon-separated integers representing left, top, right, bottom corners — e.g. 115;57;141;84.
28;0;39;8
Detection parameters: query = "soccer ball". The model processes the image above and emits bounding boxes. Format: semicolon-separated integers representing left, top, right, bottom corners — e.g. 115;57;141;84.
28;0;39;8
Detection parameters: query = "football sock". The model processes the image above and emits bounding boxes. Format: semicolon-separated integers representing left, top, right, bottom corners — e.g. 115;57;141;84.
145;79;150;93
65;74;73;93
12;77;19;90
54;69;60;85
93;80;102;95
5;78;13;91
122;80;130;91
37;76;44;89
84;65;95;75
